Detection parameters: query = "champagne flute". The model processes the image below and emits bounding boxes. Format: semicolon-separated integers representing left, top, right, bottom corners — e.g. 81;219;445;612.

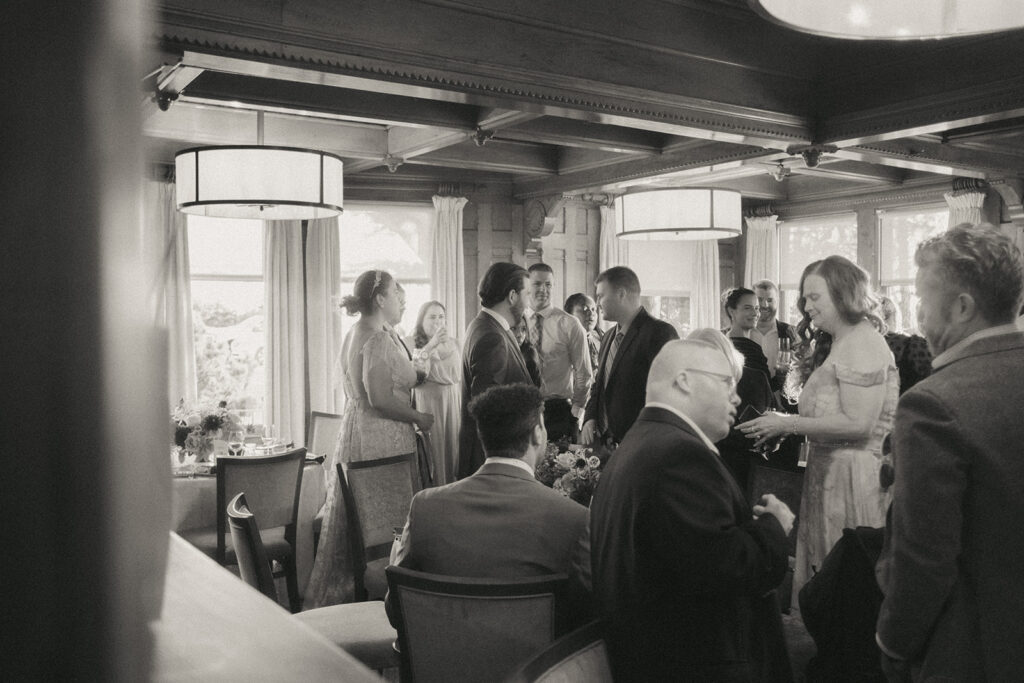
227;430;245;456
261;423;277;450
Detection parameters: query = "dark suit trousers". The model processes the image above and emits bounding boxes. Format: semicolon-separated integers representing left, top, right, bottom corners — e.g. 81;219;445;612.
543;398;577;443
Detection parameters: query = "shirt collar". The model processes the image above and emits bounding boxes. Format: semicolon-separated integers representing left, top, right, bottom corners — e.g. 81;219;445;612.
931;322;1022;370
482;307;512;332
482;456;535;475
616;306;642;337
645;401;720;455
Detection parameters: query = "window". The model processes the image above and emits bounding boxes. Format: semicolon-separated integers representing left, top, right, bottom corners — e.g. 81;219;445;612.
338;203;434;342
188;216;265;420
877;206;948;334
640;293;692;338
778;214;859;324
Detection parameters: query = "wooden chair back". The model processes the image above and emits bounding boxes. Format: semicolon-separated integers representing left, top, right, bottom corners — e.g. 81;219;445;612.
386;565;569;683
504;620;613;683
226;492;279;602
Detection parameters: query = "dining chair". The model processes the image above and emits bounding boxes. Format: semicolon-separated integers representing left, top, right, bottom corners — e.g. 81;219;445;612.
227;492;401;672
504;620;613;683
307;410;344;460
386;565;569;683
180;448;305;612
338;455;420;601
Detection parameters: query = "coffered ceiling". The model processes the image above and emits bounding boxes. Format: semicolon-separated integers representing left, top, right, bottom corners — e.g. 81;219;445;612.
145;0;1024;208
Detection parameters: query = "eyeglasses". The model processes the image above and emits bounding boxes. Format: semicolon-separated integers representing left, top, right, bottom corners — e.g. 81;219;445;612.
683;368;737;390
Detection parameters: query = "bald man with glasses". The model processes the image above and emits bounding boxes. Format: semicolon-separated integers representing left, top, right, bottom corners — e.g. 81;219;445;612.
591;331;794;682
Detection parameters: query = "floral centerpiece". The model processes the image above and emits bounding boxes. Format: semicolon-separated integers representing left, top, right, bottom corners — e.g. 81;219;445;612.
171;399;241;464
535;438;602;506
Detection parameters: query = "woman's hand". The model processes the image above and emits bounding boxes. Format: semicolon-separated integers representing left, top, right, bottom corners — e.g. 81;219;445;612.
426;325;448;351
739;412;794;449
414;411;435;432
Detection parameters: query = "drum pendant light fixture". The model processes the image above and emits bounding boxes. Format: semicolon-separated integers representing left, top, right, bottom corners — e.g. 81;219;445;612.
615;188;742;241
174;112;343;220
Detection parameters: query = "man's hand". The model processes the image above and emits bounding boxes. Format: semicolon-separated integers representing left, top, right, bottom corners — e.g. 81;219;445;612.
753;493;795;536
580;419;599;446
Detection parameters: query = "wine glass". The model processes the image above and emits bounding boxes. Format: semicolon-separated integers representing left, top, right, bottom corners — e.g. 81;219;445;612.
261;424;278;450
227;430;245;456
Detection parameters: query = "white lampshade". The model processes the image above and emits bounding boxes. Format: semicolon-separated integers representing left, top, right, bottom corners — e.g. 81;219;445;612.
749;0;1024;40
615;188;742;241
175;146;343;220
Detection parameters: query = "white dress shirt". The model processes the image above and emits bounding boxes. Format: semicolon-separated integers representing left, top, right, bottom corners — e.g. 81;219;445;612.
526;305;593;414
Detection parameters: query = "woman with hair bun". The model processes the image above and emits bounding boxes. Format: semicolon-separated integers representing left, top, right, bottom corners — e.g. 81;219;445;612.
740;255;898;605
305;269;434;608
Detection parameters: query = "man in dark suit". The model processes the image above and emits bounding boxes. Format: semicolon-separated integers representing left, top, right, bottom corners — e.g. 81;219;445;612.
875;224;1024;682
388;384;590;624
581;266;678;447
457;261;535;478
590;336;794;682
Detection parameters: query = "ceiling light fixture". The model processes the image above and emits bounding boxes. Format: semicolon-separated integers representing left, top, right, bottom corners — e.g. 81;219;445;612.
770;162;791;182
748;0;1024;40
615;188;742;241
174;111;343;220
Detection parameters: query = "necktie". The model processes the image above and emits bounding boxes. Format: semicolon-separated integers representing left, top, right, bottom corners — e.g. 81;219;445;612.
604;330;625;388
531;311;544;370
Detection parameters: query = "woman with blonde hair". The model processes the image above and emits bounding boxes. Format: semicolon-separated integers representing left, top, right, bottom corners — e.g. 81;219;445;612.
741;256;898;606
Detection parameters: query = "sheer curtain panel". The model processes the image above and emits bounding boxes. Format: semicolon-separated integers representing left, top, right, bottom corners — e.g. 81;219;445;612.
600;202;629;272
306;217;342;414
431;196;468;336
147;179;196;405
265;220;306;446
743;215;779;287
945;190;985;228
691;240;721;329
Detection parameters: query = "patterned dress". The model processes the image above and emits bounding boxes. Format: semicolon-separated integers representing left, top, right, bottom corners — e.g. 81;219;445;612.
792;324;899;607
304;329;417;608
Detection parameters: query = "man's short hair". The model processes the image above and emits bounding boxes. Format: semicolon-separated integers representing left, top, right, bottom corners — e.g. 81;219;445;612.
915;223;1024;324
595;266;641;296
468;384;545;456
751;279;778;293
528;262;554;276
564;292;589;313
479;262;529;309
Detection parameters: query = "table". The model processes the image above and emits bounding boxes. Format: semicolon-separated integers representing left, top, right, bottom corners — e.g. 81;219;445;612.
171;462;327;594
151;533;380;682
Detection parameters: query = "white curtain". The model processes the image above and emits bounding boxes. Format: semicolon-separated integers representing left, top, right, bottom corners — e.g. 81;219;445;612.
306;217;342;415
945;190;985;228
690;240;721;330
600;202;629;272
146;179;196;406
265;220;306;446
431;196;468;336
743;214;779;287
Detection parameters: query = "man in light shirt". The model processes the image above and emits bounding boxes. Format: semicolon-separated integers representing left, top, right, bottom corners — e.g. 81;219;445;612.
590;334;794;681
751;279;800;394
875;224;1024;681
525;263;593;442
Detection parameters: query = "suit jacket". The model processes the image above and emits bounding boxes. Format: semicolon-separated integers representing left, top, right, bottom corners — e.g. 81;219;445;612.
387;461;592;626
876;330;1024;681
583;308;678;444
457;311;533;478
590;407;790;682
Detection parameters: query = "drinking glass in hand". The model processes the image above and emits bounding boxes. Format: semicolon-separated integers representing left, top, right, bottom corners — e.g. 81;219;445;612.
752;410;787;460
227;430;245;456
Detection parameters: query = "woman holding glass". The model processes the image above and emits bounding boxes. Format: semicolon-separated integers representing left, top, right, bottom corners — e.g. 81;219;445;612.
407;301;462;486
304;270;434;608
740;256;898;605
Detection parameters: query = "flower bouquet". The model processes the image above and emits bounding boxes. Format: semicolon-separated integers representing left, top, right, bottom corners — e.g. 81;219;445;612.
535;439;602;506
171;399;242;465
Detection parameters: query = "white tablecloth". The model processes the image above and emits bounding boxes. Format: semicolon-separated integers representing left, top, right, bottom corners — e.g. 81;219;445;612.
171;463;327;594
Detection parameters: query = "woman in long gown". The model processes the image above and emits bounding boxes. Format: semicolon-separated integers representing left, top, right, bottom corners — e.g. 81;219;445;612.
716;287;775;494
407;301;462;486
304;270;434;608
741;256;898;606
